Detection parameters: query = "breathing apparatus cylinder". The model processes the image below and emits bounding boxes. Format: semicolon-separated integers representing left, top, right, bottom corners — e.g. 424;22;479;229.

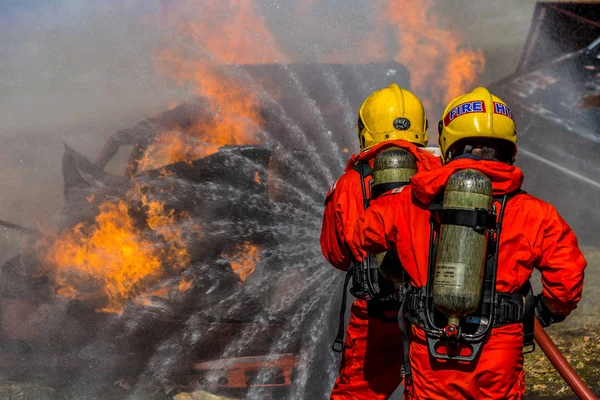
433;169;493;326
372;147;416;284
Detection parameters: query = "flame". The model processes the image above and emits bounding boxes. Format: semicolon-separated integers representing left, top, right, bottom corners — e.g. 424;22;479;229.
178;278;193;293
314;1;485;110
380;0;485;109
222;242;260;283
150;0;483;163
38;185;192;313
144;0;286;171
132;286;171;308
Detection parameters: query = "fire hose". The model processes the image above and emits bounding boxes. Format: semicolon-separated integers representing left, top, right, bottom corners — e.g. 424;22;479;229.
534;318;598;400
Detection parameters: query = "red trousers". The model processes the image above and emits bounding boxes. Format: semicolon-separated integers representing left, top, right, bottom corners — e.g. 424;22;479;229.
330;299;404;400
405;324;525;399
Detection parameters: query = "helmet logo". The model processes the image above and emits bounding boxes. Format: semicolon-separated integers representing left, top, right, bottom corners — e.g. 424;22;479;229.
493;102;514;121
443;100;486;126
393;117;411;131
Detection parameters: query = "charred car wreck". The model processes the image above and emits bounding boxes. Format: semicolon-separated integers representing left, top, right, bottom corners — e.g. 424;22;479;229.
0;63;411;399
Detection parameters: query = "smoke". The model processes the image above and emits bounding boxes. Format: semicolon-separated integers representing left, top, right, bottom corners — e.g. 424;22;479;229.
0;0;539;234
433;0;538;84
0;1;184;255
3;1;597;398
1;1;179;136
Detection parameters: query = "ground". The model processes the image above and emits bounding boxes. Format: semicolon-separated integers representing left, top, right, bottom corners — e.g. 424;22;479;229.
0;248;597;399
525;321;600;399
525;246;600;399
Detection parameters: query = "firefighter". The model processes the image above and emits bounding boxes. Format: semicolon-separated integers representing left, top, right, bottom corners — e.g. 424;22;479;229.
320;84;442;399
349;87;587;399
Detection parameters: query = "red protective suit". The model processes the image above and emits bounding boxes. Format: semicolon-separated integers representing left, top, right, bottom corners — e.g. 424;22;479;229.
320;140;441;399
350;158;587;399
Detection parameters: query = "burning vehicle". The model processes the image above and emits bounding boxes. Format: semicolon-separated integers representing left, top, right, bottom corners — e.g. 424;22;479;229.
2;0;598;398
0;63;410;399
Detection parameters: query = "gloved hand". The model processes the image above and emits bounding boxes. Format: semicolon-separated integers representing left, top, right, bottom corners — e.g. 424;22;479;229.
535;294;568;328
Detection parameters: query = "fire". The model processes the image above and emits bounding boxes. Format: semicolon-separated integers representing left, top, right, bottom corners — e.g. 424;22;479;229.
178;278;193;293
133;286;171;308
145;0;286;171
150;0;483;163
38;185;192;313
254;171;262;185
308;1;485;111
380;0;485;109
222;242;261;283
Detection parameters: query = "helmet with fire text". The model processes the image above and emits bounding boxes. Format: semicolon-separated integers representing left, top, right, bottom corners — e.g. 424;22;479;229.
357;84;428;151
438;86;517;163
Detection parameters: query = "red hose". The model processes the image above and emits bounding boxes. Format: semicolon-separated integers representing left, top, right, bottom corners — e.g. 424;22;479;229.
534;319;598;400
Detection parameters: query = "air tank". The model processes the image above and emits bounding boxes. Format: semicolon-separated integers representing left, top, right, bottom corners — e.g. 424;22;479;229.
372;147;416;283
432;169;493;326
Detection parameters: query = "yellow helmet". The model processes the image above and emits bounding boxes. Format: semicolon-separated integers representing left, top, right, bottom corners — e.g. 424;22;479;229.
357;84;428;151
438;87;517;163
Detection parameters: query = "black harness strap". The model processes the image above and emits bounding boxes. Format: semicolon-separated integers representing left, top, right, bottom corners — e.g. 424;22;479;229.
406;287;530;327
438;208;496;231
398;283;413;383
401;188;528;370
332;262;357;353
371;181;410;199
521;281;536;352
356;161;373;210
332;161;372;353
482;189;526;318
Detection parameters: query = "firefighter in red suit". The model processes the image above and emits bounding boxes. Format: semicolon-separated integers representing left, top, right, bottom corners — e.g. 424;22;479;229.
350;87;587;399
320;84;442;399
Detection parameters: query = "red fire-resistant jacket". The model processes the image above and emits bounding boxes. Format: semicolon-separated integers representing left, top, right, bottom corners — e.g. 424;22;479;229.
320;141;441;271
350;158;586;314
322;142;441;399
349;158;587;400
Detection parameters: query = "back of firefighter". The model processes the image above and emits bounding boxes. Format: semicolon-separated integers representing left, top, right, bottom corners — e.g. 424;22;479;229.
349;87;587;399
320;84;442;399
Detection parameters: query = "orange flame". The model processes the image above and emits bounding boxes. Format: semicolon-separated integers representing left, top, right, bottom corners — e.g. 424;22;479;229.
381;0;485;109
254;171;262;185
313;1;485;110
144;0;286;171
222;242;260;283
38;185;192;313
178;278;193;293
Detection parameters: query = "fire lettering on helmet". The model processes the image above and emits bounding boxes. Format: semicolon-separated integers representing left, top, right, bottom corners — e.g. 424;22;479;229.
493;102;514;120
443;101;486;126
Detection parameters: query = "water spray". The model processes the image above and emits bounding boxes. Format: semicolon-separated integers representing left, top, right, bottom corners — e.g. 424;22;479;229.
520;148;600;190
